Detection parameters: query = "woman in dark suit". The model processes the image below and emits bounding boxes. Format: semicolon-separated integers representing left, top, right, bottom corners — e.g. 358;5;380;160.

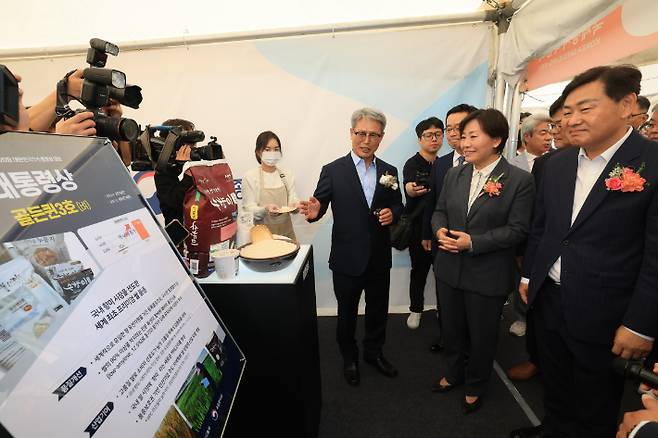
430;109;535;413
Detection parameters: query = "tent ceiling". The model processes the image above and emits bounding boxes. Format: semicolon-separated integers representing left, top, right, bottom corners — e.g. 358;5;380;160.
1;0;498;53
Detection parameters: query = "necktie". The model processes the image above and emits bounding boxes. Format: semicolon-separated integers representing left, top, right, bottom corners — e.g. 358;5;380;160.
457;156;465;166
468;171;483;212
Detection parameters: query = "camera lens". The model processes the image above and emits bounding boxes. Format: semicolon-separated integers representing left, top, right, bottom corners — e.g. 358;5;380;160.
118;119;139;142
95;114;139;142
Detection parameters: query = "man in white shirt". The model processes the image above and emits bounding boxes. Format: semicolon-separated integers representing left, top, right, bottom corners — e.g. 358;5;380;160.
511;65;658;438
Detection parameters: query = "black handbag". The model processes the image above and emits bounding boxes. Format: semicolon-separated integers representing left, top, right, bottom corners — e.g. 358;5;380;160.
389;200;427;251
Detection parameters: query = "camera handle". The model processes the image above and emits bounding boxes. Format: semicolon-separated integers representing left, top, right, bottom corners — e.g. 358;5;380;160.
155;131;180;173
55;69;79;119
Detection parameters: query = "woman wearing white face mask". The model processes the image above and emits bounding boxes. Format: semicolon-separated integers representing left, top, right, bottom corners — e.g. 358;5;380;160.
242;131;300;240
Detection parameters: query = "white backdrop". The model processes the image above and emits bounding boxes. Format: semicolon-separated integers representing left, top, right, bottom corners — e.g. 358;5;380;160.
6;23;491;314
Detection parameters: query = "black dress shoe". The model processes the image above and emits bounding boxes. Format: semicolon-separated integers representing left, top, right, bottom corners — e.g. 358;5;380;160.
429;342;444;353
364;355;398;378
462;396;482;415
509;425;543;438
343;362;360;386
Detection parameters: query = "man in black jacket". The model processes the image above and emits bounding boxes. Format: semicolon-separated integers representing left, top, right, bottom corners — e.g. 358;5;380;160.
403;116;443;330
154;118;196;225
300;108;403;386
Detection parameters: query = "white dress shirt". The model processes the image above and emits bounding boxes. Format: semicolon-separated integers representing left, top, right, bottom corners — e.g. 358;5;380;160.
526;152;539;172
467;157;501;213
351;150;377;208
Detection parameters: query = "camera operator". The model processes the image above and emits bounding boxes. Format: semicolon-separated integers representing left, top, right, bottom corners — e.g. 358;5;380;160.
17;66;131;165
618;362;658;438
153;118;196;225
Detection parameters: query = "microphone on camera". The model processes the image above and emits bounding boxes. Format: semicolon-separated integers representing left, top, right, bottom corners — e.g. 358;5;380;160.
613;357;658;389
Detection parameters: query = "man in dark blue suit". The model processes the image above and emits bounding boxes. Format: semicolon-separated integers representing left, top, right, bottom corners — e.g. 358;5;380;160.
422;103;477;352
513;65;658;438
300;108;403;386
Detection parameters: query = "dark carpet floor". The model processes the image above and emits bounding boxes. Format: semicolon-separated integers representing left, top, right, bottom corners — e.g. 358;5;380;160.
316;304;643;438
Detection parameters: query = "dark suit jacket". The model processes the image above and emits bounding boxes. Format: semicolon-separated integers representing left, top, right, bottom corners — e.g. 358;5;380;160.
310;153;403;276
635;421;658;438
422;151;456;241
531;147;569;186
523;130;658;344
431;157;535;296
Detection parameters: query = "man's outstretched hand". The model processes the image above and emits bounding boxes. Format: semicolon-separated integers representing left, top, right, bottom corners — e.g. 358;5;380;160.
299;196;321;220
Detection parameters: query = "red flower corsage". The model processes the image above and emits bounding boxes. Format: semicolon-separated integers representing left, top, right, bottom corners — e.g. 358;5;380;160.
482;173;504;197
605;163;647;192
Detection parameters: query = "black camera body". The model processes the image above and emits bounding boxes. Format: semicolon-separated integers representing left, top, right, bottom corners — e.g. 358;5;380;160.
613;357;658;390
131;125;224;172
56;38;142;142
0;65;19;128
415;169;431;189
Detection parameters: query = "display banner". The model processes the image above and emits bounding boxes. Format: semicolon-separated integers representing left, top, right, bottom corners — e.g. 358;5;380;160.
526;0;658;90
0;132;244;438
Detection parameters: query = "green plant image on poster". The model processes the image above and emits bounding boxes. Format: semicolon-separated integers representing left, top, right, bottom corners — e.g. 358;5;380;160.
175;353;223;432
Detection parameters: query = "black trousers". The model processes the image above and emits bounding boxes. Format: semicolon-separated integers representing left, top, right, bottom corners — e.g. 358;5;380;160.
332;261;390;363
526;308;539;365
438;280;506;397
408;238;435;313
534;281;625;438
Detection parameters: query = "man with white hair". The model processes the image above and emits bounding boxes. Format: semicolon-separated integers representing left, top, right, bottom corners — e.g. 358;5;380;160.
511;113;553;173
507;114;553;340
300;108;403;386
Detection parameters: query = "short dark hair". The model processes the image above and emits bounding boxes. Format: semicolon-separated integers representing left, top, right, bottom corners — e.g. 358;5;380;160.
159;118;195;138
459;108;509;154
561;64;641;102
255;131;281;164
415;117;444;138
637;95;651;112
549;96;565;118
446;104;478;120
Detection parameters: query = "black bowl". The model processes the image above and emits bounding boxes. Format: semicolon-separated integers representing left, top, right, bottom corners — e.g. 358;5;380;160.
238;239;300;272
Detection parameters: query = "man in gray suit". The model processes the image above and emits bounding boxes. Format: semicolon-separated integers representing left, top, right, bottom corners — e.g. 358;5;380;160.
508;113;553;339
510;114;553;173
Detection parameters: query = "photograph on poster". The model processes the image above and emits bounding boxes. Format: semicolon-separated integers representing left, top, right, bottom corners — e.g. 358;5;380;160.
154;405;194;438
78;211;157;269
0;232;99;378
173;342;224;432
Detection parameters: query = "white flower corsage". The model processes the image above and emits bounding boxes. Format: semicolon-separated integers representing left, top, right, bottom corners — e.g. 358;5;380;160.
379;172;399;190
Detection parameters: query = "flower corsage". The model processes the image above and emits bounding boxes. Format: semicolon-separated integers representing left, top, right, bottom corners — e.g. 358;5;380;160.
481;173;504;197
379;172;399;190
605;163;647;192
